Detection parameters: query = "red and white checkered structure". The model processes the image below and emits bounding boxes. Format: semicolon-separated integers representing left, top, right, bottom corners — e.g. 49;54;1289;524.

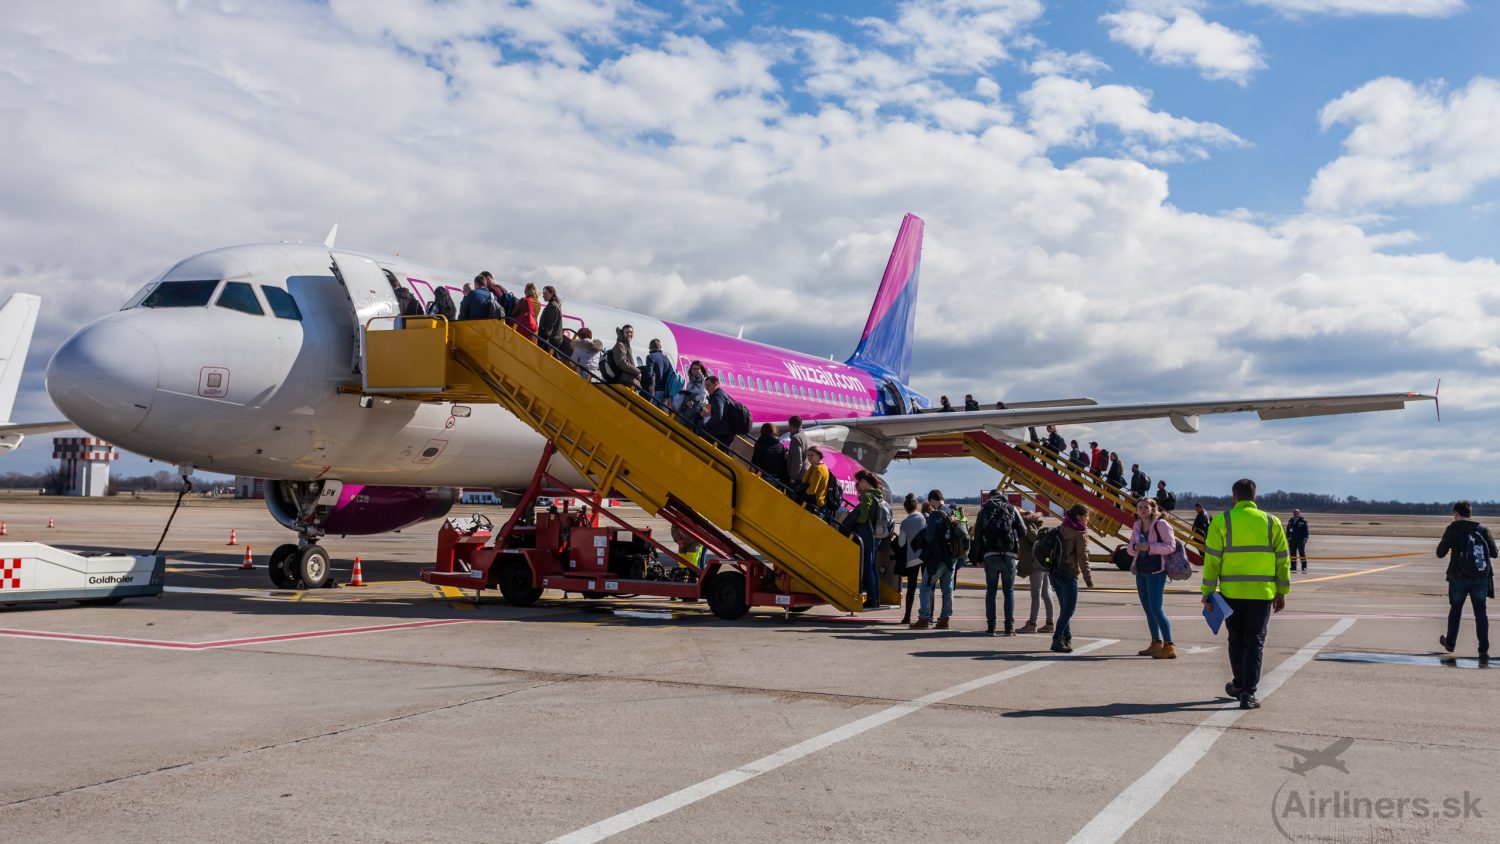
1;558;22;590
52;437;119;497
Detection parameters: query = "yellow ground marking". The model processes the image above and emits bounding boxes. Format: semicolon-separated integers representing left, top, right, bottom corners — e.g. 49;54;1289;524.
1294;562;1411;584
438;584;476;610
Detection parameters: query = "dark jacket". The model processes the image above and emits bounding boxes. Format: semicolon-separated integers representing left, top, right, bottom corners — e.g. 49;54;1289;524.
1017;520;1040;577
644;350;672;395
1287;516;1310;542
1106;458;1125;488
752;433;788;484
426;287;457;320
786;430;810;484
538;299;563;349
395;288;423;317
1436;520;1498;582
976;498;1025;557
1130;469;1150;497
705;388;731;444
457;287;493;321
1192;511;1210;537
963;398;980;411
1045;431;1065;453
917;506;954;566
609;329;641;387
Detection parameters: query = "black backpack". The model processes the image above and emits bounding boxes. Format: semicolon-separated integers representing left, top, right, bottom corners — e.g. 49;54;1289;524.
1162;490;1177;511
1455;528;1492;578
1033;527;1064;572
599;348;619;383
824;476;844;510
978;499;1020;556
723;395;752;436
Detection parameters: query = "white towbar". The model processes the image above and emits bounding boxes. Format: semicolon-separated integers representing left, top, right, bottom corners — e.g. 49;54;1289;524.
0;542;164;606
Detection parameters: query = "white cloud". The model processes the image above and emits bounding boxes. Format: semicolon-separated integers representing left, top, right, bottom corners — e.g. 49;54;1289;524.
1308;76;1500;210
1021;75;1245;159
1102;8;1265;85
1246;0;1465;16
0;0;1490;500
858;0;1045;74
1025;49;1111;78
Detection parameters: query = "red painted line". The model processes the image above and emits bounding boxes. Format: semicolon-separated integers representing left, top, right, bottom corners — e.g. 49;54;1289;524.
0;619;510;651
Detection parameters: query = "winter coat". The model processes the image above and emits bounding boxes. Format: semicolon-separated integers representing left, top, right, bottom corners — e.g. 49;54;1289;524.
801;464;830;506
1436;519;1498;582
512;296;540;337
786;430;810;483
457;287;494;321
1058;521;1093;582
425;287;457;321
644;350;672;395
538;299;563;350
751;433;788;484
704;389;731;444
1106;458;1126;488
573;344;604;380
1286;516;1310;542
609;329;641;387
1130;469;1150;497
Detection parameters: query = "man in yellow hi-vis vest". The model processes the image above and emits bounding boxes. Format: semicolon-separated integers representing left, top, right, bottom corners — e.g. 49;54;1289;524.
1201;478;1290;710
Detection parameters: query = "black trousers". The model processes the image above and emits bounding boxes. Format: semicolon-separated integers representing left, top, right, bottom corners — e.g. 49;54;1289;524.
1224;597;1274;695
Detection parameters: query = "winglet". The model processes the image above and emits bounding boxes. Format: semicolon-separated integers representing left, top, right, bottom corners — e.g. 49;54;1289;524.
323;224;339;248
1433;378;1441;423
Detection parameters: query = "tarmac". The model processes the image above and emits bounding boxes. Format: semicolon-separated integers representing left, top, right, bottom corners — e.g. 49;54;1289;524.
1;498;1494;843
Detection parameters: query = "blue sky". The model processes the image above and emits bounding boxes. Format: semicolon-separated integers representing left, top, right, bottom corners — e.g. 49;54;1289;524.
1;0;1496;502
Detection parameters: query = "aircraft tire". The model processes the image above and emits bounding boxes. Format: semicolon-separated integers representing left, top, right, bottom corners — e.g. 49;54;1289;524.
295;544;331;590
706;570;749;620
269;544;299;588
498;558;542;607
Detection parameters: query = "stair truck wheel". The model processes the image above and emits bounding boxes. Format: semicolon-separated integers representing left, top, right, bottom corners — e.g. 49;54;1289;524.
498;557;543;606
581;592;609;599
706;570;749;620
295;544;332;589
268;544;299;588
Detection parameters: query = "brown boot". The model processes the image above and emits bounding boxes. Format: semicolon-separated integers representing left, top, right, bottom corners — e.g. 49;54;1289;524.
934;617;951;630
1038;622;1054;634
1153;642;1177;659
1017;622;1038;634
909;619;930;630
1138;640;1164;656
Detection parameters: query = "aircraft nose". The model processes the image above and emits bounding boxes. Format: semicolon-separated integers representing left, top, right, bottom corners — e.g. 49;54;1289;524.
46;320;159;441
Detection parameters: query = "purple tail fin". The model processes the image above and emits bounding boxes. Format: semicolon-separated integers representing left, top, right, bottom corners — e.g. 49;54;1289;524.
846;213;923;384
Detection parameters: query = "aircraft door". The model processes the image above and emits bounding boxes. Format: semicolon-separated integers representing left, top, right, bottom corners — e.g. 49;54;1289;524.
881;381;906;415
329;252;400;373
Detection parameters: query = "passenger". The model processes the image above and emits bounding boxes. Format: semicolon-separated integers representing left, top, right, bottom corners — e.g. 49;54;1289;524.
751;423;788;486
785;415;810;495
1286;508;1310;572
643;340;672;405
995;401;1007;410
910;489;957;631
482;272;514;318
569;327;596;374
910;398;922;414
511;282;541;338
394;286;423;326
1044;425;1066;454
800;447;831;513
1106;452;1126;489
1050;503;1093;653
426;286;457;321
848;472;884;609
675;361;708;424
576;338;605;380
938;396;955;412
702;375;734;448
1130;463;1151;499
1016;511;1054;634
1202;478;1290;709
963;394;980;411
895;494;926;624
1068;440;1088;470
1154;480;1177;513
607;325;641;388
537;285;564;351
976;487;1025;636
1191;502;1210;538
1130;498;1177;659
457;274;495;321
1090;441;1106;477
1436;500;1494;659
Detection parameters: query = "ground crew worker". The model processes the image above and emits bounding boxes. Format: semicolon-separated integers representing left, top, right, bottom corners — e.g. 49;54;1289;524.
1201;478;1290;710
1287;508;1310;571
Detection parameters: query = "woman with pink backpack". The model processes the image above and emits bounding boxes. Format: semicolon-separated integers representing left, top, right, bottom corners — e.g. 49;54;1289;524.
1131;498;1178;659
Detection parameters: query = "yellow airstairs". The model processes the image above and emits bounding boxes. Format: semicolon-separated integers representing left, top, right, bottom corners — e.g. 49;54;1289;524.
359;317;882;613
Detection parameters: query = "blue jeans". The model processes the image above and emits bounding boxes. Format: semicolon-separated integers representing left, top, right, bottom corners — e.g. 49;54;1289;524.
1135;571;1172;642
1049;571;1078;643
920;559;955;621
856;529;879;605
1447;577;1491;655
984;553;1018;630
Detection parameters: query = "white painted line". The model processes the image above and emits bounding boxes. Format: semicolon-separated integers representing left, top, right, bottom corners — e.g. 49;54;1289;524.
1066;617;1356;844
548;638;1120;844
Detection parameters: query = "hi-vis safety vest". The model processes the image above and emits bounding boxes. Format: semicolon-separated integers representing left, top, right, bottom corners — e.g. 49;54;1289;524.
1201;501;1290;601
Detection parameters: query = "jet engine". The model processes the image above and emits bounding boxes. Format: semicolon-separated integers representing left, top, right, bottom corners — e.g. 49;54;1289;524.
265;481;457;537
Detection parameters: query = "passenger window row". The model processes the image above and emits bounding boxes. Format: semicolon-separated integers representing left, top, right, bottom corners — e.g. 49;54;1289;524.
689;364;873;411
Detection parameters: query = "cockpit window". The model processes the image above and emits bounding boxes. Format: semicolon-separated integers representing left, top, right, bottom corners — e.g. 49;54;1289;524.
137;280;219;309
122;282;158;310
215;281;264;316
260;285;303;321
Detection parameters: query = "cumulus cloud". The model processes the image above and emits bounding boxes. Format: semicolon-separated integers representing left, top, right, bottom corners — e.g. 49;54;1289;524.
0;0;1488;500
1102;8;1265;85
1246;0;1465;16
1307;76;1500;210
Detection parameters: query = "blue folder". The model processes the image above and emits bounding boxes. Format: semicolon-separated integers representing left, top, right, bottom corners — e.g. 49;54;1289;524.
1203;592;1234;634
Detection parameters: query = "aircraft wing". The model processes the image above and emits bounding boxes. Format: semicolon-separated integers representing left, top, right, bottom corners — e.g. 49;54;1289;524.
1274;744;1317;760
803;392;1433;441
0;421;76;436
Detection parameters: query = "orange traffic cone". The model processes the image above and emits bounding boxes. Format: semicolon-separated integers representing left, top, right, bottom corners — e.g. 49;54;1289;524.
227;529;237;546
241;545;254;569
48;515;55;529
0;520;7;536
348;556;366;587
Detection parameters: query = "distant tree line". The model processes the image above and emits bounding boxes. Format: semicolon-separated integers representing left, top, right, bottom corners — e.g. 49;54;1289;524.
0;470;224;495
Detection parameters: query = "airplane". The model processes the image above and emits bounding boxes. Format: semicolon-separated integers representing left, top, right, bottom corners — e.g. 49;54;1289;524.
43;214;1432;588
1276;737;1354;775
0;293;74;454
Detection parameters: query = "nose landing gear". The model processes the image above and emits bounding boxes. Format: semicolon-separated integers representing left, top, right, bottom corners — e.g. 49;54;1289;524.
268;542;332;590
264;480;343;590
